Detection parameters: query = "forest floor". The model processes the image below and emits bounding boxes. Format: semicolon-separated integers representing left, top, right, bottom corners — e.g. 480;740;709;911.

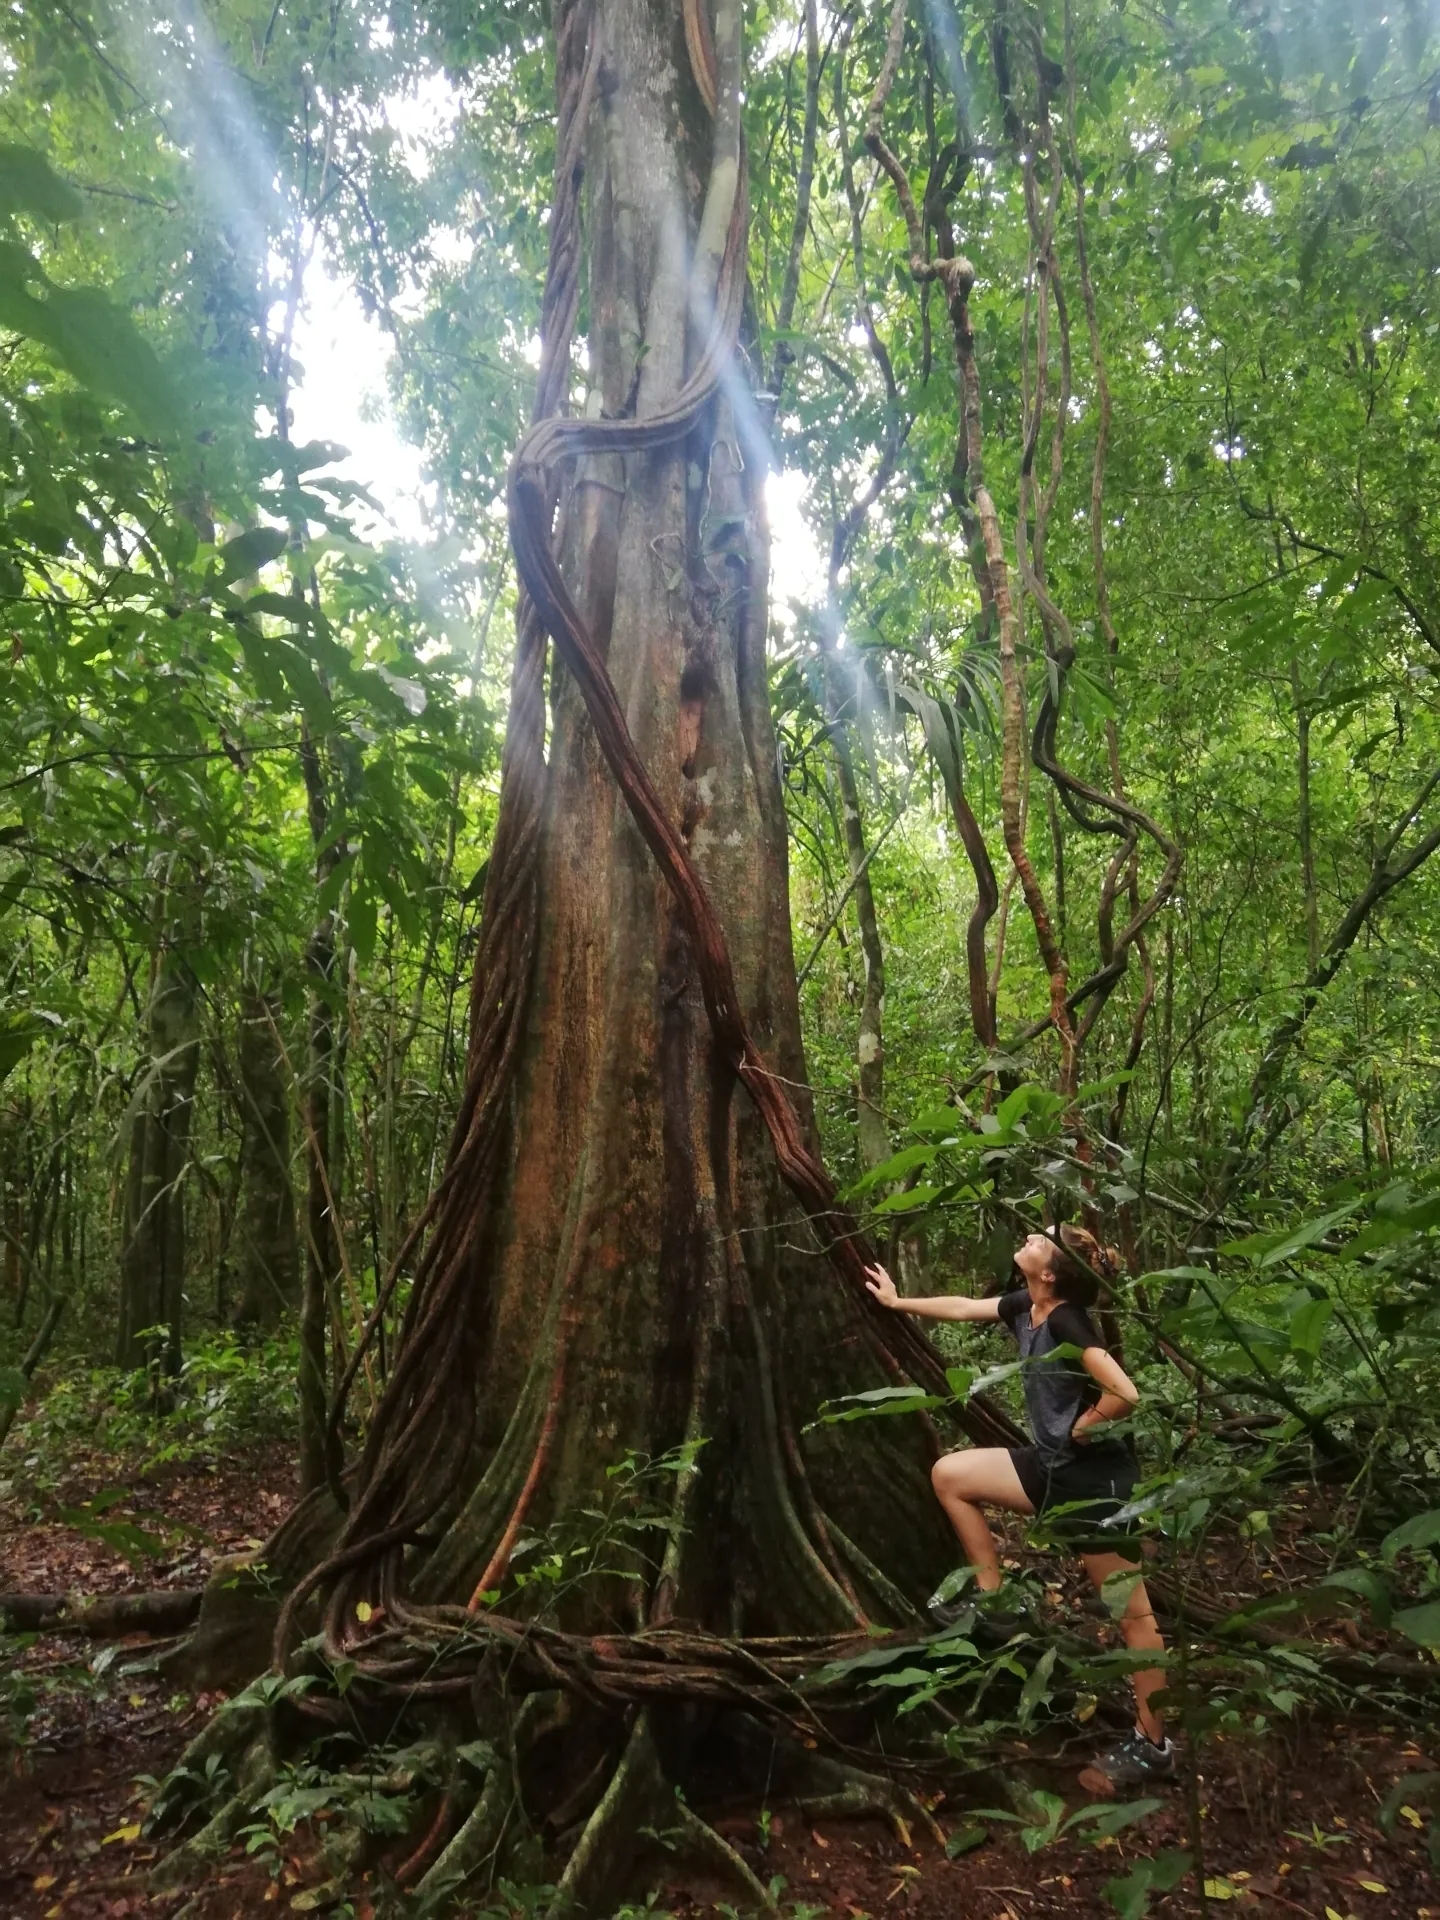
0;1432;1435;1920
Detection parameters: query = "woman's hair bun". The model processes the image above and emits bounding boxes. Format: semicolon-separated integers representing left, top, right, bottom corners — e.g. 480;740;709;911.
1056;1223;1122;1287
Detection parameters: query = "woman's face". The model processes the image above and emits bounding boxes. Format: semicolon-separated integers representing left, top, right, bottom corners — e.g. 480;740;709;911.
1013;1232;1057;1292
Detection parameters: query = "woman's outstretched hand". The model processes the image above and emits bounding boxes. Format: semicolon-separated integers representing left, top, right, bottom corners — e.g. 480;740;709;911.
865;1262;899;1308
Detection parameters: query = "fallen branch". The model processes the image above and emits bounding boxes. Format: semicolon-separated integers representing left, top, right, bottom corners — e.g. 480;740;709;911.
0;1588;202;1637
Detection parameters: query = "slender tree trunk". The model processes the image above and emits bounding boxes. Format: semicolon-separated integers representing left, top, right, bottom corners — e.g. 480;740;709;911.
1;1116;21;1320
233;975;299;1330
1291;656;1319;974
1047;783;1067;953
298;729;341;1495
821;665;889;1172
117;944;199;1376
0;1294;65;1451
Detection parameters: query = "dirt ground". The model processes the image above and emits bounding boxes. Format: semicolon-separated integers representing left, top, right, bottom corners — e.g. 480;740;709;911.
1;1445;1436;1918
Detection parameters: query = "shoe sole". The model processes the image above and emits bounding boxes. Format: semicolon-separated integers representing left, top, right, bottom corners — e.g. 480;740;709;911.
1077;1762;1176;1798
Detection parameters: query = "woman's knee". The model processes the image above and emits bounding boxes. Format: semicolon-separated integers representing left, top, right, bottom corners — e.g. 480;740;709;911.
931;1452;970;1500
932;1447;1027;1510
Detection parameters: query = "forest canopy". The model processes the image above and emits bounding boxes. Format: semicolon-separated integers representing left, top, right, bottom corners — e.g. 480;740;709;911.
1;0;1439;1915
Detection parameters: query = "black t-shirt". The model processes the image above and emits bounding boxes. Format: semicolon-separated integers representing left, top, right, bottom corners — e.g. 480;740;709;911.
996;1289;1105;1466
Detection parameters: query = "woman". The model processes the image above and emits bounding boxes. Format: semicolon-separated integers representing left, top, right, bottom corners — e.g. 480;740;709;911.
865;1225;1175;1787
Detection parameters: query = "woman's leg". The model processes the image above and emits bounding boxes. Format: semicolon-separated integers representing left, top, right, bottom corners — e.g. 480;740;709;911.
931;1449;1034;1592
1081;1549;1167;1743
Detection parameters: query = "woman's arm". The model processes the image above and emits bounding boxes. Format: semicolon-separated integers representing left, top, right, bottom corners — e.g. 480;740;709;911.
865;1263;1002;1324
1072;1345;1139;1442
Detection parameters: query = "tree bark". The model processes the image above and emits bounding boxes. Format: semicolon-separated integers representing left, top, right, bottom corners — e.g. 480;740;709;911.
117;943;199;1376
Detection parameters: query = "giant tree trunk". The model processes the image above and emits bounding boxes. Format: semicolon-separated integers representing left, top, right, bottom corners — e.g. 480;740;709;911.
117;946;198;1375
408;0;949;1634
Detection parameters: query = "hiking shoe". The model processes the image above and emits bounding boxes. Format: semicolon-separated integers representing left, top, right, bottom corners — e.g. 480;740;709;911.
1090;1728;1178;1787
926;1595;975;1633
927;1588;1029;1645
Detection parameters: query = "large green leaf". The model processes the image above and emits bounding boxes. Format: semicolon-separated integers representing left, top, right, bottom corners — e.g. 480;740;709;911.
1103;1849;1192;1920
220;527;291;582
0;143;83;224
0;242;180;435
1220;1201;1360;1266
1288;1296;1333;1359
1393;1601;1440;1649
1381;1509;1440;1562
0;1011;46;1087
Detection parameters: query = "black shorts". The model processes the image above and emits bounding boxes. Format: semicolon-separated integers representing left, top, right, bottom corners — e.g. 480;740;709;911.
1010;1443;1140;1553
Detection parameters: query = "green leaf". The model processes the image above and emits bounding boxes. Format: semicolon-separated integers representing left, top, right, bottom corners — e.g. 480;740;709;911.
1289;1297;1333;1359
1064;1797;1163;1841
995;1082;1064;1128
219;527;290;582
348;882;378;968
845;1141;941;1196
1381;1509;1440;1561
1073;1070;1137;1102
1018;1643;1057;1723
945;1822;987;1857
895;681;966;820
287;439;349;474
1103;1848;1192;1920
1319;1565;1392;1627
812;1638;923;1682
242;589;312;624
1100;1567;1145;1620
815;1385;947;1424
0;1011;45;1087
871;1182;949;1214
0;243;180;435
58;1508;167;1563
1017;1787;1067;1851
1393;1601;1440;1649
0;143;84;224
1220;1201;1359;1265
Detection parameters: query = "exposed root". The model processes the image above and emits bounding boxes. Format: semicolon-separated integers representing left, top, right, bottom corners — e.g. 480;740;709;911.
550;1712;664;1920
287;1823;368;1912
150;1734;275;1890
666;1798;782;1913
394;1783;457;1888
786;1749;946;1848
823;1516;927;1626
415;1762;515;1903
550;1710;782;1919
